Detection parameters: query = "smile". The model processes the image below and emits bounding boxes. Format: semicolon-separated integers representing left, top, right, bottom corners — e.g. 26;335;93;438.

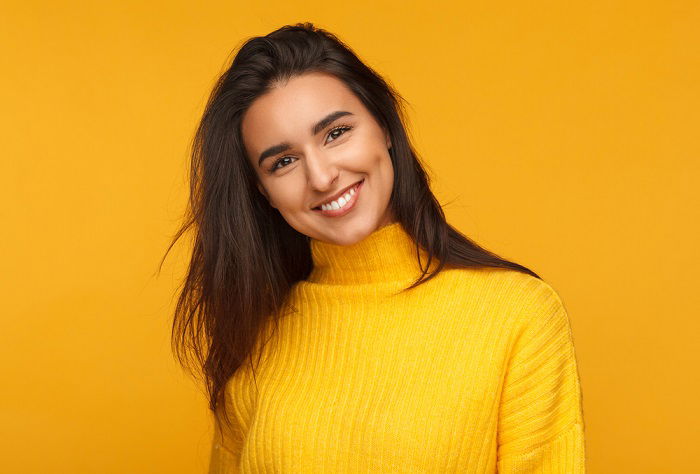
312;179;364;218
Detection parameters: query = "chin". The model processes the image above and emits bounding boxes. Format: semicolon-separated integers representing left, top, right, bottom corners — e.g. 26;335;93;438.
318;218;378;245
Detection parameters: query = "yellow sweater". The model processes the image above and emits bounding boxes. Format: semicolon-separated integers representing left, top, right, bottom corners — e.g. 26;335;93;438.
207;222;586;473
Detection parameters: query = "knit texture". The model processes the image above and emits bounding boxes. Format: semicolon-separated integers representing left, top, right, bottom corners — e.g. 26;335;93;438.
207;222;586;473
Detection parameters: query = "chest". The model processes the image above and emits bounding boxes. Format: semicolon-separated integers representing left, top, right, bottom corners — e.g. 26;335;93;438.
231;296;511;472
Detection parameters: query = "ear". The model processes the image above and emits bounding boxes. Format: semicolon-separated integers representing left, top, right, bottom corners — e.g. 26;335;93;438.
257;182;276;209
384;129;392;150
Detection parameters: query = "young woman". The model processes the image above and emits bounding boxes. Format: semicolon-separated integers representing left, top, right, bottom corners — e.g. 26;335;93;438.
162;22;586;473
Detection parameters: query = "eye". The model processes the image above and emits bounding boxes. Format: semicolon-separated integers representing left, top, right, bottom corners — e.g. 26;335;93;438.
325;125;352;144
268;156;296;173
267;124;354;174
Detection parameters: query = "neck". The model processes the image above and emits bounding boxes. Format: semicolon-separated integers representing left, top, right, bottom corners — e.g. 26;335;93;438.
307;222;436;285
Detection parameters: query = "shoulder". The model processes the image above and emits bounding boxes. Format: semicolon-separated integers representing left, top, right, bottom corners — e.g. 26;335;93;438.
481;268;573;347
445;268;577;368
439;266;567;328
440;265;561;303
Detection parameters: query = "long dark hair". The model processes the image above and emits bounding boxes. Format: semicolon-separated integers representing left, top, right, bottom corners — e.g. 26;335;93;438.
159;22;541;434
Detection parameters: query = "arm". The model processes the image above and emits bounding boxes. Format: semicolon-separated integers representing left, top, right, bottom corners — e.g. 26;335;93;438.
497;285;587;473
207;410;245;474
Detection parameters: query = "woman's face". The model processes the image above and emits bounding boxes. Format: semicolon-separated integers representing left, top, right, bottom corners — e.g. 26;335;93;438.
241;71;395;246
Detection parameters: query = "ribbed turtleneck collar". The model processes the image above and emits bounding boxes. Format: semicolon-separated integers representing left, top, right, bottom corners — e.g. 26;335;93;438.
307;221;437;285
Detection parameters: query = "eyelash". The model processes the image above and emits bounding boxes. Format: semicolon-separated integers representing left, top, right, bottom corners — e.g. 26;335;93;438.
267;124;353;174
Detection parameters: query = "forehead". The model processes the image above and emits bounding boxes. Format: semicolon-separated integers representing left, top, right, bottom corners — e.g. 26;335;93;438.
241;72;363;156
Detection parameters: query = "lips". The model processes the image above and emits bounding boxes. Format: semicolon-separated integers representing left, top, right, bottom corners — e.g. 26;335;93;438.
312;179;364;210
312;179;364;217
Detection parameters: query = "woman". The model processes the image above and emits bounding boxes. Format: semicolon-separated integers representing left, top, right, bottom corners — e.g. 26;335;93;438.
162;22;586;473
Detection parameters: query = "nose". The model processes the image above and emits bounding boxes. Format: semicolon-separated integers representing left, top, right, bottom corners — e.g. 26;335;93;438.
305;148;339;192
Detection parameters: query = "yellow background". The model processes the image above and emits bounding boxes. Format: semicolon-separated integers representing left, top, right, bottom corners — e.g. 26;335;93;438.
2;1;698;472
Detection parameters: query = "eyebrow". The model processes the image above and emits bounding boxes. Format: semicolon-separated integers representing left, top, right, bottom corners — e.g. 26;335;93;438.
257;110;354;167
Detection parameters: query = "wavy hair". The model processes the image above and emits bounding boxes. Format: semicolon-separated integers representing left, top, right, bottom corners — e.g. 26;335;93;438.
159;22;541;435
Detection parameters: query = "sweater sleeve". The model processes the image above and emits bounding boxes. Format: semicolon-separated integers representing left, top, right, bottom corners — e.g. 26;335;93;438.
496;284;586;473
207;409;244;474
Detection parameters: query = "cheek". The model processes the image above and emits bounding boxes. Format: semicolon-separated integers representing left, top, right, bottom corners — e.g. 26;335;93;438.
350;141;389;171
377;153;394;193
381;158;394;188
374;148;394;176
266;179;306;209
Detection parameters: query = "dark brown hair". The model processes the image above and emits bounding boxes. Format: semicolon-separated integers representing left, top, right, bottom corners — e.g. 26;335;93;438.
159;22;541;435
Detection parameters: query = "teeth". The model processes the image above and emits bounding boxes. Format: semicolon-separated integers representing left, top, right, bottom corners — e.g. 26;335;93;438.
321;188;355;211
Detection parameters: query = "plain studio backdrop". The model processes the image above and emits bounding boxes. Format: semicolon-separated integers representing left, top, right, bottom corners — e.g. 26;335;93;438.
1;1;698;473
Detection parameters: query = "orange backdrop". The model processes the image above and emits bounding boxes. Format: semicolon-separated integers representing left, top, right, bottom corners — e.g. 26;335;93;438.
2;1;698;472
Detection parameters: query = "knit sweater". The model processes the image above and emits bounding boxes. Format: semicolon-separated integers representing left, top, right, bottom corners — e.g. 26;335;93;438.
207;221;586;473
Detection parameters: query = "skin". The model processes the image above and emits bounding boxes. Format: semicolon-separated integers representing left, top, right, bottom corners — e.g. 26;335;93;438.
241;71;397;246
